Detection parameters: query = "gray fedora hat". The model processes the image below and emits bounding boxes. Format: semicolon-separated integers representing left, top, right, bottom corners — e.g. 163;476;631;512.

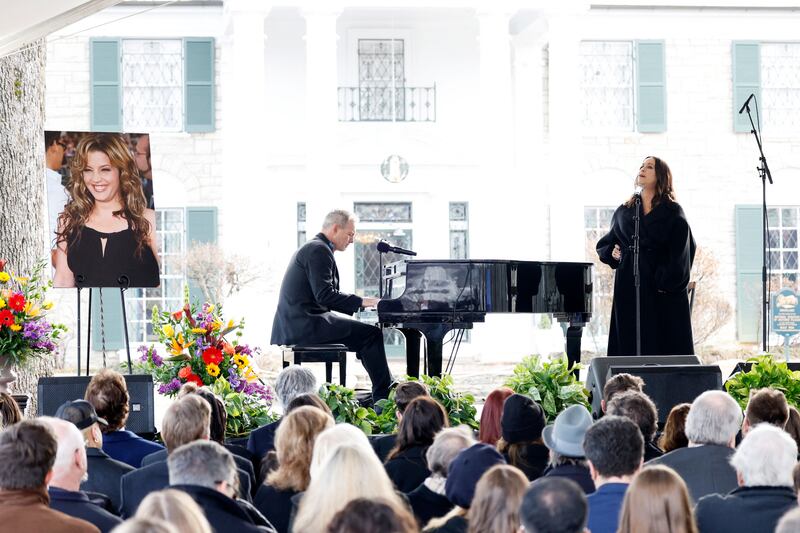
542;404;592;458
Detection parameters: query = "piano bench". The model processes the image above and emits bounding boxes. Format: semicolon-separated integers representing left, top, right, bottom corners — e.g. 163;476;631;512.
282;344;347;386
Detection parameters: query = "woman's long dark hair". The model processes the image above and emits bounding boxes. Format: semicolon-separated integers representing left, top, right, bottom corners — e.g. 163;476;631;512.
625;156;676;209
385;396;448;461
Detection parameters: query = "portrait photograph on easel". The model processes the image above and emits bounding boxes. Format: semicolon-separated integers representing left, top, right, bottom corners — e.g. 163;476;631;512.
46;131;159;289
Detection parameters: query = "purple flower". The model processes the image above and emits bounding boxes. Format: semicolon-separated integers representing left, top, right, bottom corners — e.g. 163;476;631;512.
23;320;50;341
158;378;181;395
228;367;243;391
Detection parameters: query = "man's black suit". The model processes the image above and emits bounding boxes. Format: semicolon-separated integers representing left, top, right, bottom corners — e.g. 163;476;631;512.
141;448;257;497
271;233;392;400
81;447;134;512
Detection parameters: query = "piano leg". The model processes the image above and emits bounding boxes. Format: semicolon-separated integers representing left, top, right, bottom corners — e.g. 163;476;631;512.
427;340;443;378
399;328;422;378
565;325;583;377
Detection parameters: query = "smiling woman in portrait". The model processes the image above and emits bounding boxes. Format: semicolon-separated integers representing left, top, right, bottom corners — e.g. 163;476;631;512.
53;133;159;288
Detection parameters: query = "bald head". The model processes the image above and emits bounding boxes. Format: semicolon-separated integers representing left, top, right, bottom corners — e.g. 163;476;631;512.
40;416;88;490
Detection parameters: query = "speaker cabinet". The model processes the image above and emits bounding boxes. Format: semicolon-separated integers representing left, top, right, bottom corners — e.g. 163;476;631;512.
585;355;700;418
37;375;155;434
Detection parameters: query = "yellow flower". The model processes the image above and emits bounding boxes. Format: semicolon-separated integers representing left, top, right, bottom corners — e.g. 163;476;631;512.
0;272;9;283
227;319;235;329
206;363;220;377
26;305;40;318
0;299;5;310
207;304;215;313
42;301;54;310
9;324;21;332
211;320;221;331
162;324;175;338
244;368;258;382
13;276;28;286
233;353;249;368
190;327;207;334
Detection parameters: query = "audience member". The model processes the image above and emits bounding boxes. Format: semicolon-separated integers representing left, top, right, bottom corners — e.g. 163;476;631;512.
601;373;644;413
496;393;548;481
467;464;528;533
85;369;163;468
111;517;178;533
776;507;800;533
168;441;275;532
407;426;476;527
520;477;589;533
385;396;449;492
541;404;595;493
247;366;317;460
254;406;334;533
135;489;213;533
372;381;429;460
327;498;418;533
0;392;22;428
0;419;99;532
648;390;742;502
57;398;134;511
42;417;122;532
583;416;643;533
793;462;800;504
607;391;663;461
477;387;514;446
695;424;797;533
657;403;691;453
742;387;789;436
617;465;697;533
783;406;800;454
293;443;406;533
425;443;506;532
143;387;257;495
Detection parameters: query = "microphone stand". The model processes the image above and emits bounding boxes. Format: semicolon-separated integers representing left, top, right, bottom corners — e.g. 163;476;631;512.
633;195;642;356
743;99;773;353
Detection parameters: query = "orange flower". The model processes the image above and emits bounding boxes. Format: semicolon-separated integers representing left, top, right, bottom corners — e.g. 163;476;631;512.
222;342;235;356
178;366;192;379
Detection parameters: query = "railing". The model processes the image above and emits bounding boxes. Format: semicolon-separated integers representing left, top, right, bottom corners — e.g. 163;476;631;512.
337;85;437;122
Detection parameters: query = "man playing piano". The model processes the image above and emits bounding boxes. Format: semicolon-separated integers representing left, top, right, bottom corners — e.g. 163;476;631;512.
271;209;394;402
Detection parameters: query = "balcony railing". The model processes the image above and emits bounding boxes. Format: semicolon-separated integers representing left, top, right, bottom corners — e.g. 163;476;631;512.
337;85;436;122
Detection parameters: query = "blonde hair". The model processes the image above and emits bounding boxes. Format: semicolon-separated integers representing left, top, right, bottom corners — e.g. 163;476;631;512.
135;489;213;533
467;465;528;533
267;406;333;492
309;423;373;479
111;517;180;533
293;444;404;533
617;465;698;533
58;133;150;255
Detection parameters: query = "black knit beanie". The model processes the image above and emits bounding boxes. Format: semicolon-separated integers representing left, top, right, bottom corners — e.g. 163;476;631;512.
501;393;546;443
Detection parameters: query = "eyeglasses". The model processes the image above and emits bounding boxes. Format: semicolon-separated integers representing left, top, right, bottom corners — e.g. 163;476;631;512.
56;141;67;150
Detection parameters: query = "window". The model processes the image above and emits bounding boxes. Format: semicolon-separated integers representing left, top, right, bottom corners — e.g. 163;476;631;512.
297;202;307;247
91;37;215;132
127;208;186;343
449;202;469;259
762;43;800;131
580;40;666;133
584;207;616;341
353;202;413;298
358;39;405;121
768;207;799;285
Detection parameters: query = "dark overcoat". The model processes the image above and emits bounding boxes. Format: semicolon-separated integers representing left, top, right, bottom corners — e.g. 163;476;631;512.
597;200;696;356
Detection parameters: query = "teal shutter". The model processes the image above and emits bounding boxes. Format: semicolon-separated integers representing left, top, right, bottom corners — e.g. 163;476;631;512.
90;38;122;131
91;288;126;351
636;41;666;133
184;38;215;132
732;42;761;133
186;207;218;303
735;205;763;342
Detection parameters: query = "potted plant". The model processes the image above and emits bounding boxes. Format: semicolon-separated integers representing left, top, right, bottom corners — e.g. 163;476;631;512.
0;259;65;392
505;354;589;422
725;355;800;410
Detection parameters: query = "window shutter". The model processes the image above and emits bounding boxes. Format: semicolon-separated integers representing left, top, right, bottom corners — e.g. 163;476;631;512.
186;207;218;304
732;42;760;133
636;40;666;133
735;205;763;342
91;288;126;352
184;38;215;132
90;38;122;131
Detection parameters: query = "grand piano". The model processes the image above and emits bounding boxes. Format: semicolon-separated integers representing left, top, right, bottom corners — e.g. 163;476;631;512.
377;259;593;377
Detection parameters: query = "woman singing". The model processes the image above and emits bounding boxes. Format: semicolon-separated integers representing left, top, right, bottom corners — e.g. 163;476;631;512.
596;156;696;356
53;133;159;288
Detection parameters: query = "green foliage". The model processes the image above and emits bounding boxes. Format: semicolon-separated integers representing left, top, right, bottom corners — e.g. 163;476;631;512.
505;354;589;422
724;355;800;410
318;383;375;435
373;374;479;434
211;378;276;438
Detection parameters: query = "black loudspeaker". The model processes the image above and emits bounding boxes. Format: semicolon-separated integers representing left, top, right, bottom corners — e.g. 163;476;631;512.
37;375;155;434
608;364;722;425
586;355;700;418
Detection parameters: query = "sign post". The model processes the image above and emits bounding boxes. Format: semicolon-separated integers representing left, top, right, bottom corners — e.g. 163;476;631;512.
771;289;800;362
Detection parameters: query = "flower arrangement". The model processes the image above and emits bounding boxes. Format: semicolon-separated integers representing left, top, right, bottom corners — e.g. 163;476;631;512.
135;298;275;437
0;259;65;366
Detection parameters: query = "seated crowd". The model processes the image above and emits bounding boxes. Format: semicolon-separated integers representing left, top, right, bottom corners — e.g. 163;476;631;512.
3;367;800;533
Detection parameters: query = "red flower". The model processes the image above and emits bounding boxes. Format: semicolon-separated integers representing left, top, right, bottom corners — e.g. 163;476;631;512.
8;293;25;312
0;259;5;271
202;347;223;366
178;366;192;379
187;374;204;387
172;311;183;321
0;310;13;327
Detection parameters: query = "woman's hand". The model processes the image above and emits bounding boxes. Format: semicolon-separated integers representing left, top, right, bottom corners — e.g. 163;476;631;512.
612;244;622;261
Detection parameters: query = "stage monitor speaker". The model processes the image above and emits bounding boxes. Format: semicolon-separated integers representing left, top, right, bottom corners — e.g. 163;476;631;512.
37;375;155;434
608;364;722;425
586;355;700;419
728;361;800;379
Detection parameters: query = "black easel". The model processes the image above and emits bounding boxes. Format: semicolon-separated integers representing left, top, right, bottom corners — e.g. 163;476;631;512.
741;94;773;353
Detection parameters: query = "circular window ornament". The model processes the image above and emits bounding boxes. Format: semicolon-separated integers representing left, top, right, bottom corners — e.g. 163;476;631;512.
381;154;409;183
